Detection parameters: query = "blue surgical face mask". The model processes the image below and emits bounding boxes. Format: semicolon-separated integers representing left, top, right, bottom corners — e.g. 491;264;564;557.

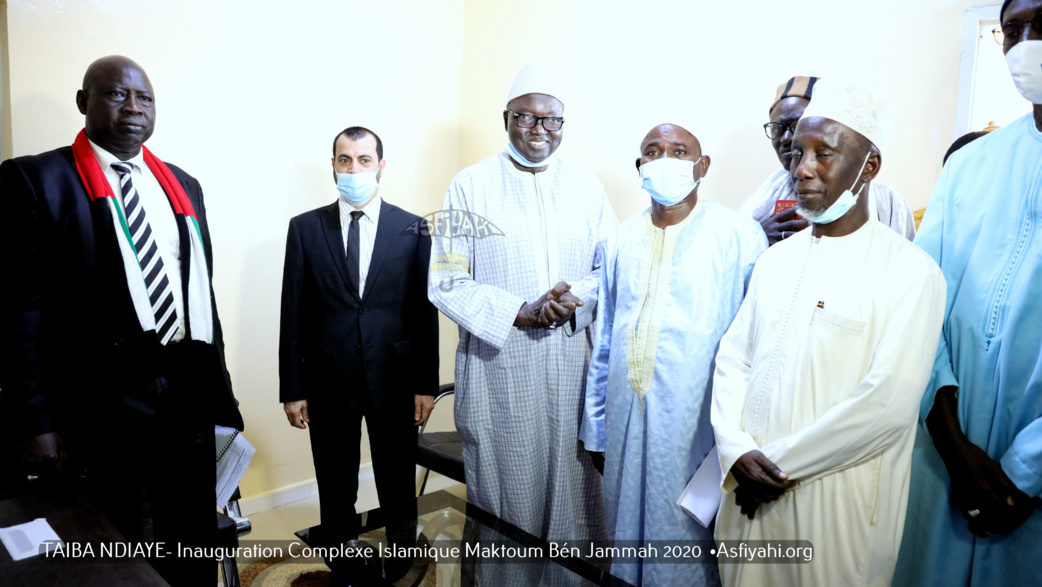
336;171;379;206
798;152;871;225
506;142;550;168
640;157;702;206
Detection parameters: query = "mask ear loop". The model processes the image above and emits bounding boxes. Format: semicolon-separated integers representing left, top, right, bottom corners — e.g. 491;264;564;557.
848;151;873;198
691;155;706;184
692;155;705;190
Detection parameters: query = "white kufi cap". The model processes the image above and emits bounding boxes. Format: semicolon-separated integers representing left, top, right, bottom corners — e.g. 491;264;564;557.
799;78;892;153
507;63;565;106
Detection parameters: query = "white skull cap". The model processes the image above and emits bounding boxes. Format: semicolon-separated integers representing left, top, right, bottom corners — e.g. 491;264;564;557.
507;63;565;107
799;78;892;154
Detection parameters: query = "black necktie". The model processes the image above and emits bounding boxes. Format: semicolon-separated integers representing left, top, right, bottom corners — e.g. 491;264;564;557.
347;210;364;297
111;162;178;344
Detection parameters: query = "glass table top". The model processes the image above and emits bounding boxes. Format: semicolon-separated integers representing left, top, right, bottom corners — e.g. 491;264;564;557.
294;489;635;586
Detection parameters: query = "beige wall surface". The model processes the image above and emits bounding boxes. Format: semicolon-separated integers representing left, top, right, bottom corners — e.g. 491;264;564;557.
4;0;986;501
0;0;11;159
459;0;984;224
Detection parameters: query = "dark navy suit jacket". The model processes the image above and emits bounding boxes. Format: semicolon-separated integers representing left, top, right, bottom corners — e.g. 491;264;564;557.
278;200;438;412
0;146;243;442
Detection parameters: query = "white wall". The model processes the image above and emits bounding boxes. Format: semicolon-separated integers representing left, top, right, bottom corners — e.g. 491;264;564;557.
5;0;987;501
459;0;983;222
0;0;10;159
4;0;465;499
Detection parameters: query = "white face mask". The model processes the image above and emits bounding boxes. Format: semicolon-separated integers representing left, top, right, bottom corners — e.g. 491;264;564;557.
1006;40;1042;104
640;157;702;206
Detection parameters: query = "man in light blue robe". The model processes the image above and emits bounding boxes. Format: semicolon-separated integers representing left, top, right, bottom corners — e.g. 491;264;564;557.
895;2;1042;583
581;122;766;586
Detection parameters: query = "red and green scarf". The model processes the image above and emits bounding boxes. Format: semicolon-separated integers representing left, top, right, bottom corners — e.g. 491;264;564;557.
72;129;214;343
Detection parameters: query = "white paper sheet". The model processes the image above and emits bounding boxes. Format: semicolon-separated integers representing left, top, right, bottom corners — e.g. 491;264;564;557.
677;446;723;528
216;425;255;508
0;518;63;561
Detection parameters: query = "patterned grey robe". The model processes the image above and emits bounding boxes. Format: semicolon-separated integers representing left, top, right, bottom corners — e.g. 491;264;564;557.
429;151;617;543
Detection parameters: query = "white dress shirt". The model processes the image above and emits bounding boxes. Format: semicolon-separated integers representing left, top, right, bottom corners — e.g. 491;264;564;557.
89;140;185;341
338;192;382;298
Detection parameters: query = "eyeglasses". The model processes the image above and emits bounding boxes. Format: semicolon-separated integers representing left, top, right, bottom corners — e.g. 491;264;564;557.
993;11;1042;46
507;110;565;132
763;118;799;140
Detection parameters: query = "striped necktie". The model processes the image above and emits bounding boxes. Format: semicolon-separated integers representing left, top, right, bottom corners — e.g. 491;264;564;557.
111;162;179;345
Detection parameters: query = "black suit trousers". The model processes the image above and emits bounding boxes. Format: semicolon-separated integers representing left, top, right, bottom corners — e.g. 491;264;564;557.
307;390;418;562
79;338;225;587
87;418;212;587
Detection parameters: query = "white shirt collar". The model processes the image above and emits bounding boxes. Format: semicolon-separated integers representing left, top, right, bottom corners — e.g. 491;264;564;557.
338;191;383;225
88;138;147;175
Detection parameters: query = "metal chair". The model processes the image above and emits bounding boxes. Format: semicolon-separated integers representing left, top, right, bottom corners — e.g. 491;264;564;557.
216;487;251;587
416;383;465;495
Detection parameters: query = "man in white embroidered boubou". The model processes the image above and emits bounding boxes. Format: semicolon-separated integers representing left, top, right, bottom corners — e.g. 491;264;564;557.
710;79;946;587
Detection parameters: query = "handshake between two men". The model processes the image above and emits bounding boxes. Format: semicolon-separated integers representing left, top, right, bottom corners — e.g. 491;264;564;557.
513;281;584;330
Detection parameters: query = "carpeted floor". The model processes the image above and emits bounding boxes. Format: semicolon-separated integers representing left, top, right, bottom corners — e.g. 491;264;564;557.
240;554;331;587
233;489;467;586
239;530;444;587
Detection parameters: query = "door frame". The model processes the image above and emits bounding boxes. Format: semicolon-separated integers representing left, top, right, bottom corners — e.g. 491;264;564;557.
953;3;1003;140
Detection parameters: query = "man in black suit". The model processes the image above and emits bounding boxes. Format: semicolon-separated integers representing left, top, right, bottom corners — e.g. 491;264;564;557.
279;126;439;583
0;56;242;585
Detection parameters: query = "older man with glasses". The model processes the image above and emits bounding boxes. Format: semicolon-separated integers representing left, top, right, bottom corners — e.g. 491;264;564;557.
429;63;617;547
894;0;1042;584
739;76;916;245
